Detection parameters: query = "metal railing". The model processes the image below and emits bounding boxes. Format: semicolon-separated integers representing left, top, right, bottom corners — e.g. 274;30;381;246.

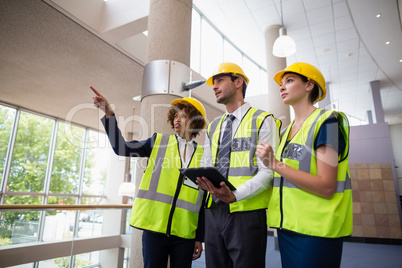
0;204;132;211
0;204;133;267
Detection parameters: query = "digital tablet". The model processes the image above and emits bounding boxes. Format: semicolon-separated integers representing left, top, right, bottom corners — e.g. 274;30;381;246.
179;167;236;191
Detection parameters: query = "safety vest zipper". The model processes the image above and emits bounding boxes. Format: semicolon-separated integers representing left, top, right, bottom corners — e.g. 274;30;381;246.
279;152;285;230
279;176;284;229
166;142;197;236
166;173;184;236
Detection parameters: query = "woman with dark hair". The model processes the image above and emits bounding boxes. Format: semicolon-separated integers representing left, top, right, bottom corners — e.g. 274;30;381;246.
256;62;352;268
91;86;207;268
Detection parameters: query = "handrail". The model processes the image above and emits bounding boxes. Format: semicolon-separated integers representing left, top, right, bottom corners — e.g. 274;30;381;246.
0;204;132;211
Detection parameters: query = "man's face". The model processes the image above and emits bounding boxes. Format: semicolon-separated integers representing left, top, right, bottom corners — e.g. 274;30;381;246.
212;75;239;105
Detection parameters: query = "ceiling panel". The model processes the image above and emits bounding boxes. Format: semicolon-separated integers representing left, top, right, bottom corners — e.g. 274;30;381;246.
1;0;401;126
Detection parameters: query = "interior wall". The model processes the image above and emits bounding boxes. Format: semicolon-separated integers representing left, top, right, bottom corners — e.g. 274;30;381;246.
390;124;402;178
390;123;402;195
349;122;402;238
349;123;396;176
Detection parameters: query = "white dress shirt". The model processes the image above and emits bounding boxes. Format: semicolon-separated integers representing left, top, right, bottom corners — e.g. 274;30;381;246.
201;102;279;201
176;134;195;168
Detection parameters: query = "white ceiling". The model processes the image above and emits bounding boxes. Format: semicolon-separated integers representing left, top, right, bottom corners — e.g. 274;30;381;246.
1;0;402;131
194;0;402;125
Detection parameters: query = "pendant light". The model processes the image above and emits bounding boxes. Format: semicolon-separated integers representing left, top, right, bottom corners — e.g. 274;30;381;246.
272;0;296;57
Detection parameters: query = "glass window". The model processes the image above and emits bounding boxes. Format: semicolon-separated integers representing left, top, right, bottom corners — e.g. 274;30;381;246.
223;40;242;65
74;251;100;267
49;122;85;196
80;196;104;205
1;211;41;245
0;105;16;184
125;209;132;235
42;210;75;241
75;210;102;238
38;251;101;267
82;130;108;197
0;105;125;266
4;194;42;205
260;69;268;95
243;57;262;97
8;111;54;194
47;195;77;206
39;257;71;267
123;248;130;268
200;20;223;78
192;8;266;87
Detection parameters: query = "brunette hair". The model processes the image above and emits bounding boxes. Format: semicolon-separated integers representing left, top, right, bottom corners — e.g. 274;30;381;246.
230;75;247;98
167;102;206;138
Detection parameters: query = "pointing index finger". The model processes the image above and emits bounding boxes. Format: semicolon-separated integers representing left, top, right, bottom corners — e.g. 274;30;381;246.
90;85;101;96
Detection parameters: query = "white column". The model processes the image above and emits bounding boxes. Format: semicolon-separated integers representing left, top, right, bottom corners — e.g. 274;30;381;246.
265;25;290;127
370;80;385;124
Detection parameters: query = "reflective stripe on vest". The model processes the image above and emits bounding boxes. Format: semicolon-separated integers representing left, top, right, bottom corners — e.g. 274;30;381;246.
136;135;203;213
272;109;352;193
131;134;204;238
268;109;353;238
273;177;351;193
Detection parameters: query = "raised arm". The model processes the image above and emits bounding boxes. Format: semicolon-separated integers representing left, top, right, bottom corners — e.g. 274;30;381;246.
90;86;153;158
90;86;114;119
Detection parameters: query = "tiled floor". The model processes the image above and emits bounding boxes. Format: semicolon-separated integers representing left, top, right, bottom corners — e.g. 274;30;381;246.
192;234;402;267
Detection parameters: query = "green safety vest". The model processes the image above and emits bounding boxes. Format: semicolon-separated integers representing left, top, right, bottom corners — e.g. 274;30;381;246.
207;107;281;212
130;133;204;239
267;109;353;238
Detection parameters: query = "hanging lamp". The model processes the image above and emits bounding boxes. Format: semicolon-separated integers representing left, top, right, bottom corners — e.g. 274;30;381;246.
272;0;296;57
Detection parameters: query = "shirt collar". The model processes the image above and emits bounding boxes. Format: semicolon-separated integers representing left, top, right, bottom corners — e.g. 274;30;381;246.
175;134;194;145
225;102;250;121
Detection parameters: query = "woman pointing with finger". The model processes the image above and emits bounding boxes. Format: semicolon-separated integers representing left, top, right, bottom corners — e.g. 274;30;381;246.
91;86;207;268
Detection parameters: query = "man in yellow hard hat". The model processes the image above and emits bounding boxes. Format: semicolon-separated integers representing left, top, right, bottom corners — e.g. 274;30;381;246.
91;86;207;268
196;62;281;267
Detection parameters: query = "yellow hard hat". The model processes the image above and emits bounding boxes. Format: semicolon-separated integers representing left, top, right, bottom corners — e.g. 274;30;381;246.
207;62;249;86
274;62;326;102
170;97;206;120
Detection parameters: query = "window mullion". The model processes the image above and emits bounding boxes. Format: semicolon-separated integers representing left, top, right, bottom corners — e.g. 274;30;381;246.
77;129;89;204
0;109;20;204
43;120;58;202
37;120;58;242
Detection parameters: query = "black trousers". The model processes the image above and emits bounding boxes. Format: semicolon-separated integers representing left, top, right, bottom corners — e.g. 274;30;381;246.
205;203;267;268
142;230;195;268
277;229;344;268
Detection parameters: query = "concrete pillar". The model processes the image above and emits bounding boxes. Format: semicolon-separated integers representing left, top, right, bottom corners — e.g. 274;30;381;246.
264;25;290;250
130;0;193;267
370;80;385;124
146;0;192;64
265;25;290;128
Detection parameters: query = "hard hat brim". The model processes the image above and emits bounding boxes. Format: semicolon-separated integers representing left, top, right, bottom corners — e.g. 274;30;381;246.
274;70;286;86
273;69;326;103
171;97;206;119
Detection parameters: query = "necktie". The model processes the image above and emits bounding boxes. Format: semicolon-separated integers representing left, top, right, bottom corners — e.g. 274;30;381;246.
213;114;235;203
217;114;235;178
